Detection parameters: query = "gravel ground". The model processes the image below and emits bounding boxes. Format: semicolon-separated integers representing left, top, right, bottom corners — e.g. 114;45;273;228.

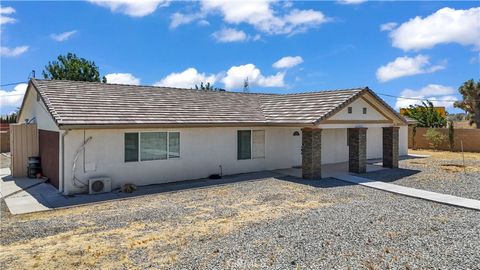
0;153;10;169
363;150;480;200
1;169;479;269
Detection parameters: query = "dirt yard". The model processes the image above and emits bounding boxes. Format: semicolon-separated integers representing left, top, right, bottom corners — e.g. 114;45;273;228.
1;152;479;269
363;149;480;200
1;177;338;269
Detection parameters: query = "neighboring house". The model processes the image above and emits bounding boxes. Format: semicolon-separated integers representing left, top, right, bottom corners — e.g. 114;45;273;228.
17;79;407;195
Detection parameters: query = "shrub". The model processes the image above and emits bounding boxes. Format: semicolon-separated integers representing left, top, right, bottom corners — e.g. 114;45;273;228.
424;129;446;150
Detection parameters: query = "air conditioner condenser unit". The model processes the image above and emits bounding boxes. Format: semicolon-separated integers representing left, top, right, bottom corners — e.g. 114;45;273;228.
88;177;112;194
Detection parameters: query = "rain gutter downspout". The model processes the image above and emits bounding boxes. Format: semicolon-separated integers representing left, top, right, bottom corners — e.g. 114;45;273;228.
61;129;69;194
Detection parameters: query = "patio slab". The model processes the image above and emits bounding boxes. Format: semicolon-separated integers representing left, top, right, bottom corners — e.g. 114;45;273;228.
1;169;46;199
274;162;386;178
335;174;480;211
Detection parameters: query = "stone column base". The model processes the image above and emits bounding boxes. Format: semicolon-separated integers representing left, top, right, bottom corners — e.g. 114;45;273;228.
383;127;399;168
302;128;322;179
348;128;367;173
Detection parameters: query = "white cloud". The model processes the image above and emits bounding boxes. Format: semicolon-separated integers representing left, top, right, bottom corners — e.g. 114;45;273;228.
222;64;285;90
283;9;328;28
88;0;170;17
402;84;455;97
154;68;217;89
0;6;16;25
197;19;210;26
273;56;303;69
380;22;397;32
212;28;247;43
199;0;328;35
395;84;458;109
105;73;140;85
0;83;28;108
0;6;15;14
170;12;203;29
155;64;287;90
376;55;446;82
388;7;480;51
50;30;77;42
0;46;29;57
337;0;367;5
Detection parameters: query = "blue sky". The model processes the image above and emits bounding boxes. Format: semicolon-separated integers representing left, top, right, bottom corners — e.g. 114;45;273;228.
1;0;479;114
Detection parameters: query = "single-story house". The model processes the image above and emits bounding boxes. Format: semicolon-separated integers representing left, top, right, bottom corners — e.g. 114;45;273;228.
17;79;407;195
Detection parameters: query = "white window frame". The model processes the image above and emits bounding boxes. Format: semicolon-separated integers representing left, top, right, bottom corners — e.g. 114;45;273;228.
252;130;265;159
124;131;180;163
237;129;266;160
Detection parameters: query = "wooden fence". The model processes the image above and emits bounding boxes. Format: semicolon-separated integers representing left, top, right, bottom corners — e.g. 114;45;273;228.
0;123;10;152
0;131;9;153
10;124;39;177
409;126;480;152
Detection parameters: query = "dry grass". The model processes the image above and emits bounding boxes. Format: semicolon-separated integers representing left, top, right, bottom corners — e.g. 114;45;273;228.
407;149;480;173
409;149;480;160
0;179;336;269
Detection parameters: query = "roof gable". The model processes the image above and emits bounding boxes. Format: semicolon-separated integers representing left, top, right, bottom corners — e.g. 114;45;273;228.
327;97;388;121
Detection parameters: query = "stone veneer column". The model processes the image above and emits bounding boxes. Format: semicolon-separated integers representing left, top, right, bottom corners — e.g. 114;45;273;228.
383;127;399;168
302;128;322;179
348;128;367;173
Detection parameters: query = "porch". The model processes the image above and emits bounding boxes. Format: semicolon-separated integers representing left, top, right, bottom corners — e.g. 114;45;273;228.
300;127;400;179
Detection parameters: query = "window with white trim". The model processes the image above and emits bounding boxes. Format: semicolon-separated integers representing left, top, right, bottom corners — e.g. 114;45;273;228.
124;132;180;162
237;130;265;160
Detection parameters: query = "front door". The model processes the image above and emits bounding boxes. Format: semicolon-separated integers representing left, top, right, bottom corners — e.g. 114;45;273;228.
292;130;302;167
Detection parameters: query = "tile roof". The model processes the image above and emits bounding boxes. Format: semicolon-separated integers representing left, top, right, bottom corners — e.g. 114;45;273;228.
29;79;399;127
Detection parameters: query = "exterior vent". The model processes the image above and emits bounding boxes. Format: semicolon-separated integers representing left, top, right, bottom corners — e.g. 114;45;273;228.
88;177;112;195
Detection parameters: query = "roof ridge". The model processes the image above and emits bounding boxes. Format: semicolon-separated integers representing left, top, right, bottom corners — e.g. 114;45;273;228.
32;79;278;96
33;79;367;96
283;87;367;95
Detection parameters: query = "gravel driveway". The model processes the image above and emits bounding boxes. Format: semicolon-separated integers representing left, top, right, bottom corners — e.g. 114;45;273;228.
363;150;480;200
1;165;479;269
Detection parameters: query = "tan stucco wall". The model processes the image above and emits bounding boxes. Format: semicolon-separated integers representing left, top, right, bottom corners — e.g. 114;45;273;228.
18;86;59;132
409;127;480;152
62;126;303;194
329;98;387;121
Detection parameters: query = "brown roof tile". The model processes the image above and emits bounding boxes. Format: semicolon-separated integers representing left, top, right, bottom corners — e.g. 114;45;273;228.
29;79;399;127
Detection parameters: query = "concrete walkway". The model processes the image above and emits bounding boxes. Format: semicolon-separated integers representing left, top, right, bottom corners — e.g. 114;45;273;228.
335;174;480;211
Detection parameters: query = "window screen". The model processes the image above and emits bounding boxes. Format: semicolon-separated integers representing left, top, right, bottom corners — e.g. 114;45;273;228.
348;107;352;114
141;132;167;161
363;107;367;114
125;133;139;162
252;130;265;159
237;130;251;160
169;132;180;158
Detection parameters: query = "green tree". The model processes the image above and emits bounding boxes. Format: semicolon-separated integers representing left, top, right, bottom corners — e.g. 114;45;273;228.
194;82;224;91
403;101;447;128
43;53;106;82
454;79;480;128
